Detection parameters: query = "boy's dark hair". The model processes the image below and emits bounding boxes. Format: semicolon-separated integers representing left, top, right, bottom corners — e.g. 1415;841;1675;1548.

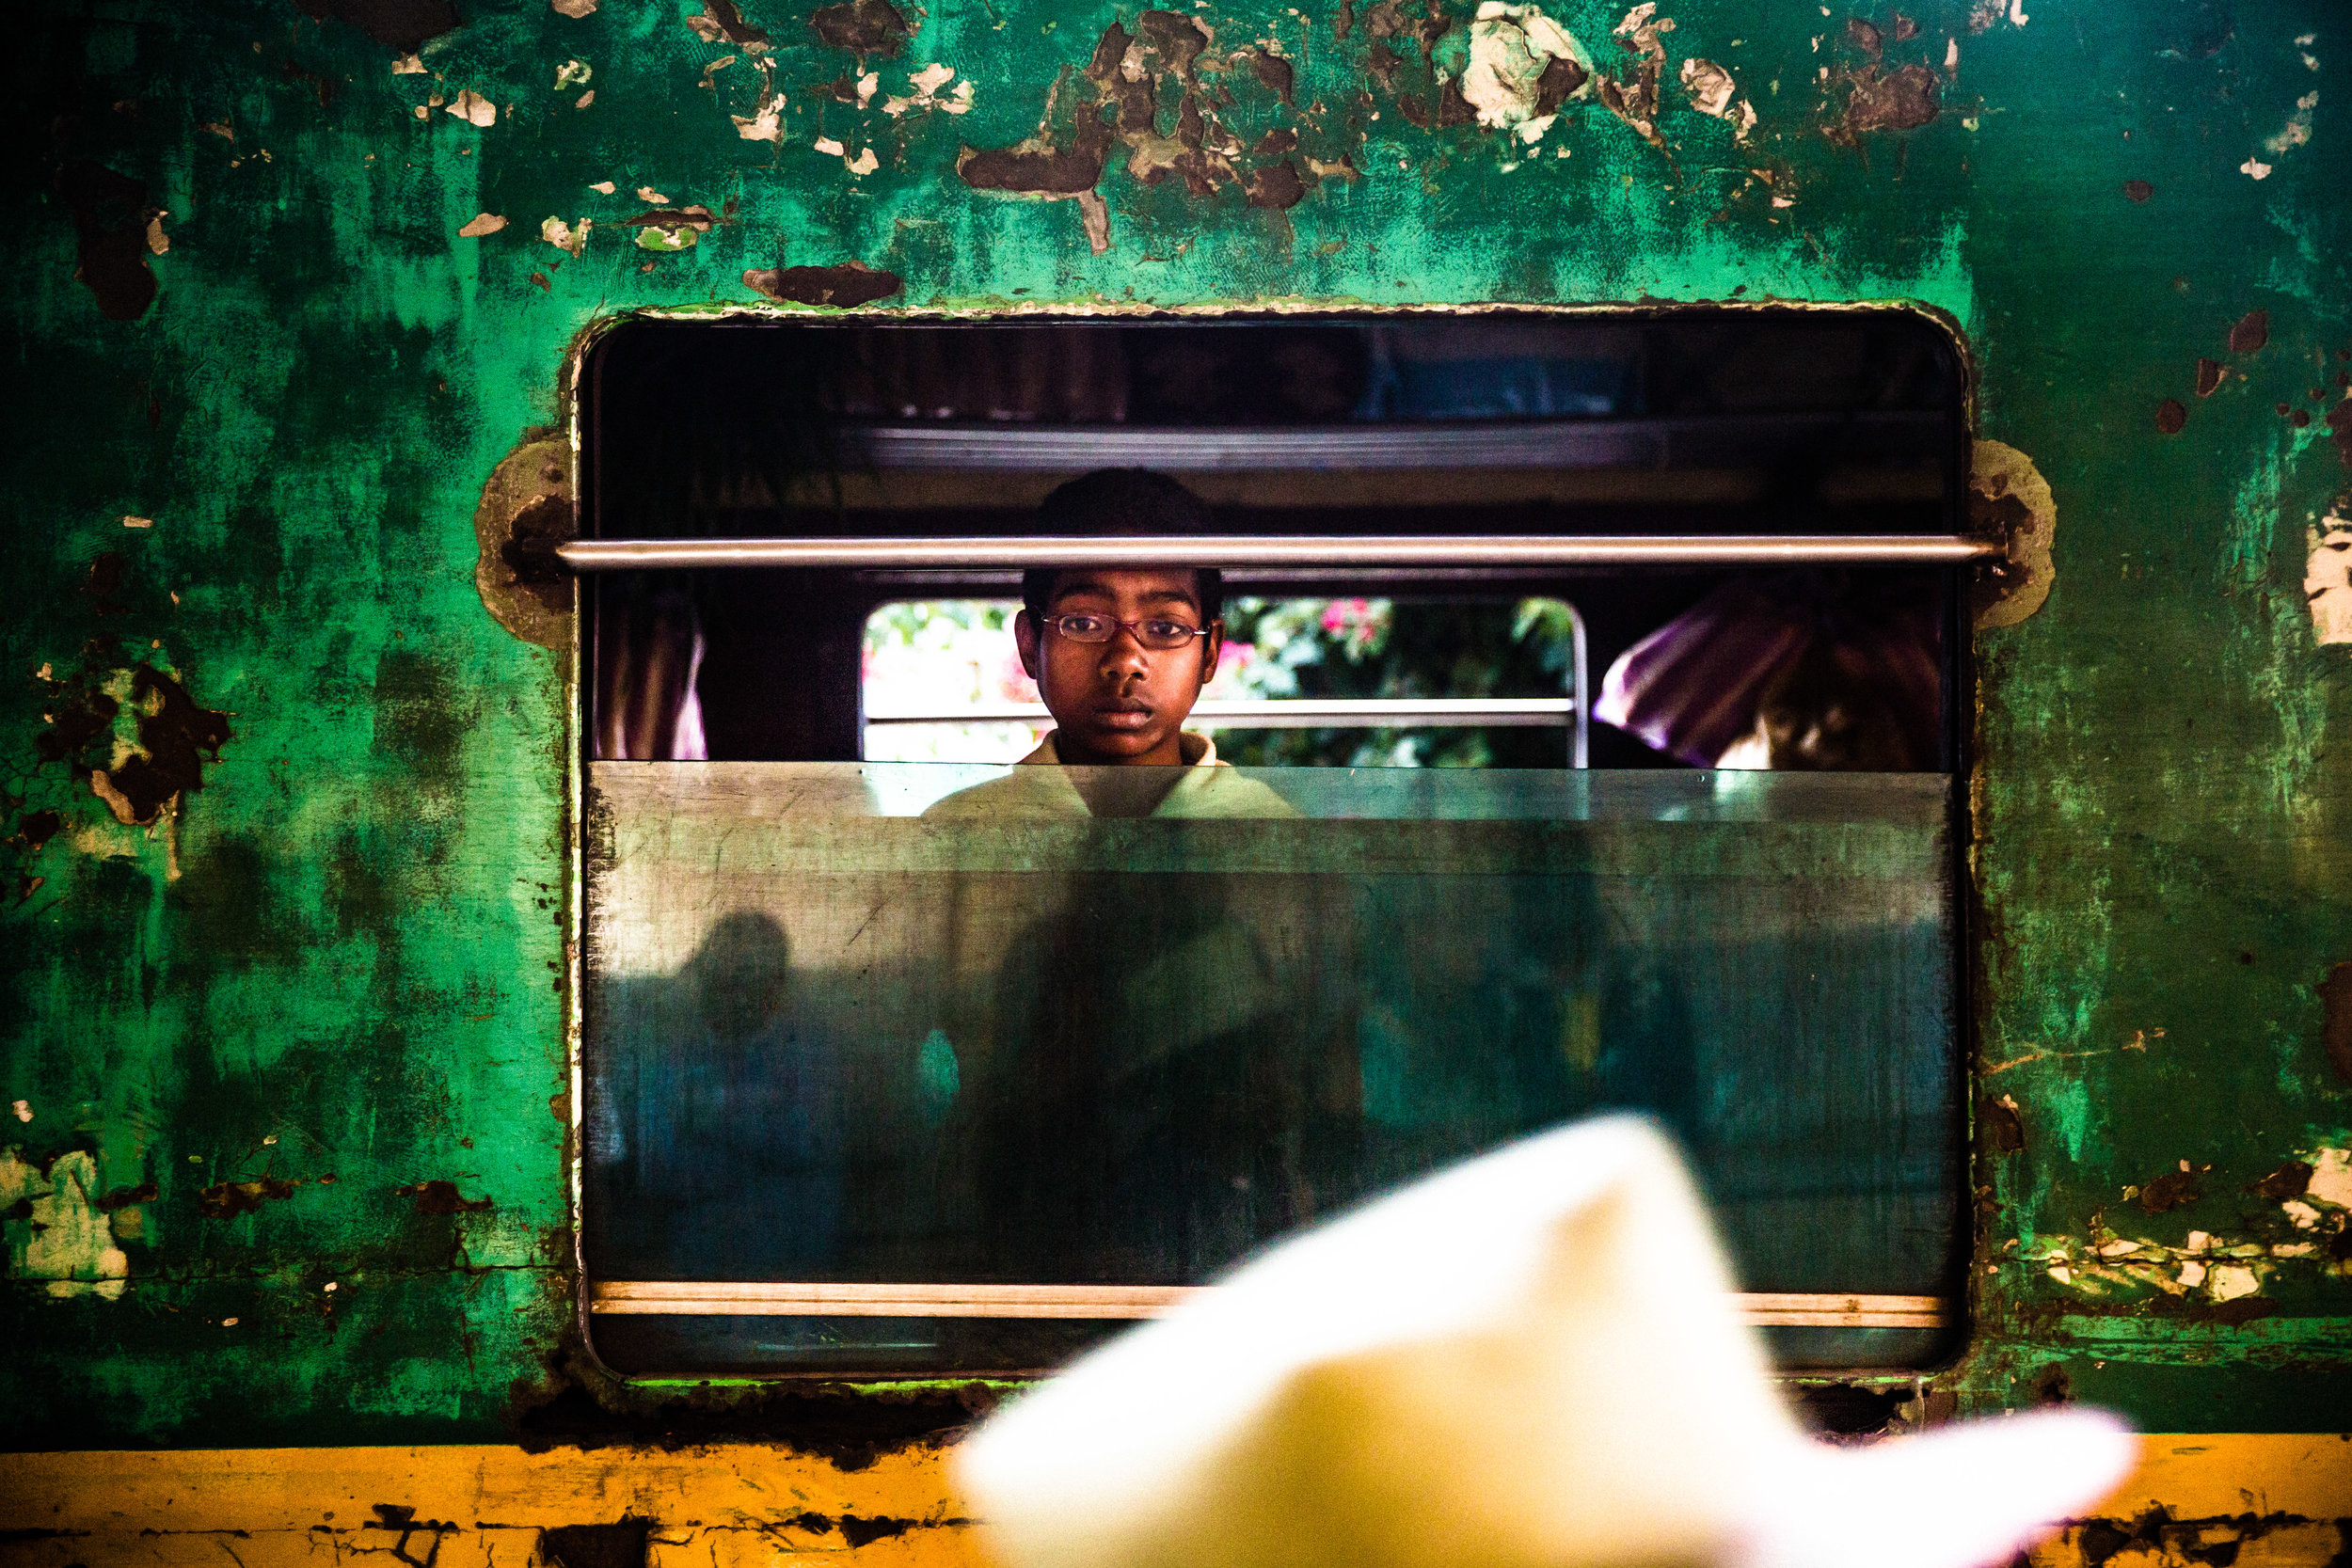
1022;468;1223;624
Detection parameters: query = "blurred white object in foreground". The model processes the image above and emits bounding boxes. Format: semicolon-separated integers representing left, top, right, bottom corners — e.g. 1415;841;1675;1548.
957;1116;2134;1568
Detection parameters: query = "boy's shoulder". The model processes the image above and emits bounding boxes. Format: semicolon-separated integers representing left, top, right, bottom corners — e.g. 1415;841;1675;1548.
920;766;1082;819
1158;766;1297;819
917;736;1301;820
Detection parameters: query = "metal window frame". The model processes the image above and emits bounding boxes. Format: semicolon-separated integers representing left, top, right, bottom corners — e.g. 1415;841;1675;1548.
564;302;1980;1384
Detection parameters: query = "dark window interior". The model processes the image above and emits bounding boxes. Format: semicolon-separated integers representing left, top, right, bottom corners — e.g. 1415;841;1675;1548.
584;314;1962;770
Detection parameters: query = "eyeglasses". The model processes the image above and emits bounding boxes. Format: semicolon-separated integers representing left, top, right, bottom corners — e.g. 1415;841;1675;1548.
1042;612;1212;652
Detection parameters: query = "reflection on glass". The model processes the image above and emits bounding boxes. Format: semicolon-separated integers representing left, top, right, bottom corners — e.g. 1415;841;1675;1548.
582;764;1955;1373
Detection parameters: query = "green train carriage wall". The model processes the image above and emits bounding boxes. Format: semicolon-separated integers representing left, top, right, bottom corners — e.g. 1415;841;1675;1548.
2;0;2347;1558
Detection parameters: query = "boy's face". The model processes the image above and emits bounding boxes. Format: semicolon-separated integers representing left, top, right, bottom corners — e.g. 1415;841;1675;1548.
1015;568;1224;766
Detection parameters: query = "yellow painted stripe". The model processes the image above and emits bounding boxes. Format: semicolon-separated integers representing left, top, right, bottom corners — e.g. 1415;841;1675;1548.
1;1434;2342;1566
2090;1433;2352;1518
2030;1433;2352;1568
0;1442;989;1568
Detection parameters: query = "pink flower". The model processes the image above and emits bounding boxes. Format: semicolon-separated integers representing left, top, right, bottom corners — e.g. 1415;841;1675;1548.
993;643;1041;703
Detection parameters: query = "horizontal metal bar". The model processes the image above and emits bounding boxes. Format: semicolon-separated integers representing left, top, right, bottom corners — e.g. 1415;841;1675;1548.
866;698;1580;730
594;1281;1192;1320
588;1281;1949;1329
562;534;1999;571
830;416;1946;473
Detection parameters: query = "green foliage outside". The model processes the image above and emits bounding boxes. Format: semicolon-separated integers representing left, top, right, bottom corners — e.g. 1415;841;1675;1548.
1213;597;1582;768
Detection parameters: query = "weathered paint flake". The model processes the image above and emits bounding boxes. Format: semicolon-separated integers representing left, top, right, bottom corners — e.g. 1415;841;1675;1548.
2263;91;2317;157
1458;4;1591;140
882;62;974;117
2308;1148;2352;1210
1;1150;131;1300
1677;56;1754;138
446;89;498;127
541;215;589;254
2307;516;2352;644
1594;3;1671;146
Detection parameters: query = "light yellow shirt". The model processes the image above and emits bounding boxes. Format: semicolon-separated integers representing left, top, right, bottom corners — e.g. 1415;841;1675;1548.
921;731;1299;819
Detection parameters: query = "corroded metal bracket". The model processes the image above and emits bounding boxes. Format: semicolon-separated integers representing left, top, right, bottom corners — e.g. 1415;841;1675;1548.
1969;439;2058;631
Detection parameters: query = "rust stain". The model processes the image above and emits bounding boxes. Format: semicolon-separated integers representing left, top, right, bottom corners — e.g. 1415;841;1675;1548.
472;434;574;650
1840;64;1941;134
2195;356;2223;396
93;665;232;827
2122;179;2153;202
1136;8;1211;79
690;0;771;48
2243;1161;2313;1200
289;0;459;51
2228;309;2269;355
93;1180;158;1211
1250;49;1295;104
197;1175;301;1219
743;261;906;307
2137;1293;2280;1325
810;0;908;57
2320;962;2352;1082
56;162;159;323
396;1180;493;1215
957;139;1108;194
2153;398;2187;435
1970;439;2058;630
2326;402;2352;469
1245;159;1307;209
1985;1093;2026;1152
2136;1165;2204;1213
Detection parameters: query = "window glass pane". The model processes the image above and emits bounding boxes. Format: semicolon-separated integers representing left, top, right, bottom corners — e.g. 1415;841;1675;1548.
582;762;1955;1375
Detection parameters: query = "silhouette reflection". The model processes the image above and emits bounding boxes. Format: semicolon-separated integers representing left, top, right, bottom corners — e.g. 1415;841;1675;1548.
585;911;850;1278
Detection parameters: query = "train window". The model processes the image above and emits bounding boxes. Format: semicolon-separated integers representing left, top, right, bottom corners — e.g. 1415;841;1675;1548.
572;312;1974;1377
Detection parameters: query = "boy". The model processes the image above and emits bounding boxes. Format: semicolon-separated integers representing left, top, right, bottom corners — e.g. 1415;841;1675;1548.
925;469;1291;819
921;472;1349;1278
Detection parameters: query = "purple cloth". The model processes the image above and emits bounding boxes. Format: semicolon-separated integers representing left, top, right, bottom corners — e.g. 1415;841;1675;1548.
1594;578;1942;768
